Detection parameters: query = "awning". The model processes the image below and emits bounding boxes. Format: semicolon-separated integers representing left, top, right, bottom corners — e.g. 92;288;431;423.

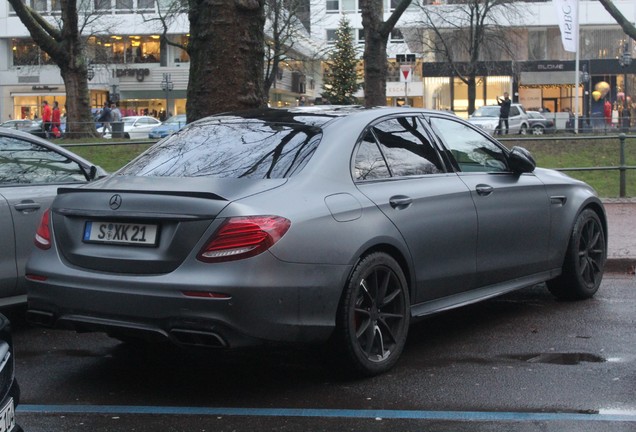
10;92;67;97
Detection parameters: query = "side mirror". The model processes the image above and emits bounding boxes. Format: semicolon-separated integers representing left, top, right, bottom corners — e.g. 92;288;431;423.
508;146;536;173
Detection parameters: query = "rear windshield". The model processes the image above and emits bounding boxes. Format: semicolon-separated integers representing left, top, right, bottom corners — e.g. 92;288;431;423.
471;106;500;118
117;119;322;179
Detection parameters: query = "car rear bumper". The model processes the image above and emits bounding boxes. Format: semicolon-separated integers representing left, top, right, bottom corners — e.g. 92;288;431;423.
26;254;351;348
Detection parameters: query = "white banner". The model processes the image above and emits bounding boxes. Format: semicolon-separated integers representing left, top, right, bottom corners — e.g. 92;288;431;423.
553;0;578;53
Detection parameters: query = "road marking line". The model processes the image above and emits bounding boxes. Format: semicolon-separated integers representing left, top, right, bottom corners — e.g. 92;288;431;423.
17;405;636;422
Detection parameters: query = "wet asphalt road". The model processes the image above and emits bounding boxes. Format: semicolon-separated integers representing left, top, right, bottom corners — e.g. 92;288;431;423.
6;272;636;432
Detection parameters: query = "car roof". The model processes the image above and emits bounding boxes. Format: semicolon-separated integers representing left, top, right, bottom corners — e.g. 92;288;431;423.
193;106;460;129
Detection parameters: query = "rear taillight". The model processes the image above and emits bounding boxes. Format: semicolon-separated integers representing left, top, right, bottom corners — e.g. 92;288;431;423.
197;216;291;263
34;209;51;250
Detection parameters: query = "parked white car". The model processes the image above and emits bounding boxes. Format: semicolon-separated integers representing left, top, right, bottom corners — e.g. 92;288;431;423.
467;103;529;135
98;116;161;139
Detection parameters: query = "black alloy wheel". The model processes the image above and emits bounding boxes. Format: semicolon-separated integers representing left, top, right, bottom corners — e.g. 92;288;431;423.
547;209;606;300
335;252;410;376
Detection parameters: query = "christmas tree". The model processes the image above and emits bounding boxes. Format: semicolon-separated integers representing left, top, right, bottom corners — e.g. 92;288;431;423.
321;16;361;105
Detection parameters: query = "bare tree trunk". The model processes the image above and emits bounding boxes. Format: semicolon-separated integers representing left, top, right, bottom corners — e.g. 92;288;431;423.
362;32;388;107
187;0;267;121
361;0;412;108
60;65;96;138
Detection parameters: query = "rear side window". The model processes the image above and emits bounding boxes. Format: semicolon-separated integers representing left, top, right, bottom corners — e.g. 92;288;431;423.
362;117;443;178
118;119;321;179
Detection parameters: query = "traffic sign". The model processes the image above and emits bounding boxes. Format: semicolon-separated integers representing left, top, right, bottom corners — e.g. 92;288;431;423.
400;65;412;83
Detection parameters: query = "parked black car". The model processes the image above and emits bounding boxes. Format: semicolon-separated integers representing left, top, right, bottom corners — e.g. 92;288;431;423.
0;314;21;432
527;111;556;135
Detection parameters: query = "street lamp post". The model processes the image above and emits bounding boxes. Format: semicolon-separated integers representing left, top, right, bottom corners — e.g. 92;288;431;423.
580;61;590;131
161;73;174;118
618;40;632;133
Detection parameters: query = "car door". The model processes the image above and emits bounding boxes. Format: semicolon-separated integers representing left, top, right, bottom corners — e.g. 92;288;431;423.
131;118;160;138
0;134;89;301
508;105;522;133
354;115;478;303
428;115;551;288
0;193;17;299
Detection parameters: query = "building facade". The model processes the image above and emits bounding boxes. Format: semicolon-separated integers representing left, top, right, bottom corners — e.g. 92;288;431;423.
311;0;636;119
1;0;635;123
0;1;321;122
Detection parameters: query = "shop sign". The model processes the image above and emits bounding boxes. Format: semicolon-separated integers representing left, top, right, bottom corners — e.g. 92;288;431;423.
113;68;151;82
525;61;573;72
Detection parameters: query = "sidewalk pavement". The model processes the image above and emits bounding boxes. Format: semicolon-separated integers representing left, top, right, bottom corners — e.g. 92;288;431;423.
603;199;636;274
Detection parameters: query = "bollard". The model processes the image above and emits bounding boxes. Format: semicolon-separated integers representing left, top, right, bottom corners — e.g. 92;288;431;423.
619;133;626;198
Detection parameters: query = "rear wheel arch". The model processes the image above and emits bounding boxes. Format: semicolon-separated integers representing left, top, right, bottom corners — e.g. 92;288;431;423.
346;244;413;301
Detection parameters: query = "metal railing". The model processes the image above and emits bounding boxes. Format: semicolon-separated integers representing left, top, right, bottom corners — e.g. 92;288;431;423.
47;132;635;198
500;133;635;198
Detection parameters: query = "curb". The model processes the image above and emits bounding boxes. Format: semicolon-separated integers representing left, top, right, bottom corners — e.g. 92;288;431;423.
605;258;636;275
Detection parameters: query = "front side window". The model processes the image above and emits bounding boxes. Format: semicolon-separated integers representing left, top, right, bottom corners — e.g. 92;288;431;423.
369;117;443;177
0;137;86;185
429;117;508;173
117;119;322;179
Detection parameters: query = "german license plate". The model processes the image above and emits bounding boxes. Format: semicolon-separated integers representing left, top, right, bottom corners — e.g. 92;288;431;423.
0;398;15;432
83;221;158;246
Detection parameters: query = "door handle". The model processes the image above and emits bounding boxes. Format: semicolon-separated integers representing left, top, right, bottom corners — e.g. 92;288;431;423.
475;184;494;196
14;200;41;212
389;195;412;209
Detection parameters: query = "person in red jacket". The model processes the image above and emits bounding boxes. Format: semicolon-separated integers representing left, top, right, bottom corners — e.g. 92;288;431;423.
41;100;52;138
51;101;61;138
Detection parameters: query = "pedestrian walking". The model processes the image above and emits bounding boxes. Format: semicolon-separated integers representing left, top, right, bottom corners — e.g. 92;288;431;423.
496;92;511;135
111;103;122;122
51;101;61;138
41;100;52;138
98;101;113;137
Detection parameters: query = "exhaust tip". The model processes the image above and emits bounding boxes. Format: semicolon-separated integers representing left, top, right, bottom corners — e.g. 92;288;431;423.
170;328;228;348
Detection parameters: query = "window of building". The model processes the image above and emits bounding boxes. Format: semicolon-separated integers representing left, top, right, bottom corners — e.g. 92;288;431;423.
175;35;190;63
51;0;62;13
326;0;339;13
390;29;404;43
138;0;155;11
358;29;365;44
341;0;356;12
116;0;133;12
12;39;55;66
32;0;47;12
528;30;546;61
94;0;111;12
326;29;337;44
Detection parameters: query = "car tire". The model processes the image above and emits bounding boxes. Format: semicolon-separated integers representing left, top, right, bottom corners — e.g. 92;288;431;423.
531;125;544;135
124;132;130;139
519;124;528;135
333;252;410;376
547;209;606;300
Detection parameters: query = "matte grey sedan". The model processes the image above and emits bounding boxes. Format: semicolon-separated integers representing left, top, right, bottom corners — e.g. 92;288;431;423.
0;127;104;307
25;107;607;376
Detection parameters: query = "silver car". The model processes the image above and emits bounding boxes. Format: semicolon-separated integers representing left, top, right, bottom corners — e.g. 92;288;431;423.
0;128;104;306
25;107;607;376
467;103;530;135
